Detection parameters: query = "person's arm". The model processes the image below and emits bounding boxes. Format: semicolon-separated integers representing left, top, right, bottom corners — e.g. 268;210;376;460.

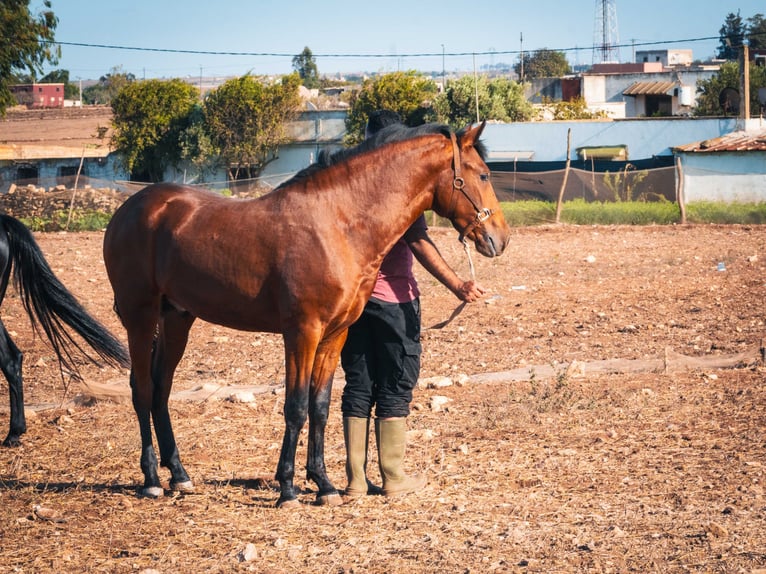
403;226;486;303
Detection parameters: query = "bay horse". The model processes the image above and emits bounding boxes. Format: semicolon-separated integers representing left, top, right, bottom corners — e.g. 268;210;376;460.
102;121;511;507
0;214;130;447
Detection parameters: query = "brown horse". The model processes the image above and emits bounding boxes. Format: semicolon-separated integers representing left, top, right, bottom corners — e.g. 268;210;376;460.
102;121;511;507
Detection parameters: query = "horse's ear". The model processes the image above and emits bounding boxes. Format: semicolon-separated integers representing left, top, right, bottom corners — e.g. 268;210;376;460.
461;121;486;147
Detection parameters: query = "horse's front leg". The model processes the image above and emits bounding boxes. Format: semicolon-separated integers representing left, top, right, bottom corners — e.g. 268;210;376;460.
276;383;309;508
305;334;346;506
306;377;342;505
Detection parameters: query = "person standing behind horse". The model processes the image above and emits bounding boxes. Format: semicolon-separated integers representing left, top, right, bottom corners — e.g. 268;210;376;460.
340;110;487;499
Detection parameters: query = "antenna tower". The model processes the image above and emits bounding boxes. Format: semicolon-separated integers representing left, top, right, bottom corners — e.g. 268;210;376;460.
593;0;620;64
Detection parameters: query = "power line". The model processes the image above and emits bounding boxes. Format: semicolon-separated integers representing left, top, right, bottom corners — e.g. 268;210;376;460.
46;36;721;60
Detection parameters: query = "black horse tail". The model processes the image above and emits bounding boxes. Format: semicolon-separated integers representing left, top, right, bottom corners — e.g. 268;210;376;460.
1;215;130;377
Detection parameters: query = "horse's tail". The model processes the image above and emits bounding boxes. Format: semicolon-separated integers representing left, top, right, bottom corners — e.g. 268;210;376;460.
1;215;130;376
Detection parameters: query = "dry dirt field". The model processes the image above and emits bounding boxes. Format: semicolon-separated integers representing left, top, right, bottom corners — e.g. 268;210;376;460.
0;224;765;573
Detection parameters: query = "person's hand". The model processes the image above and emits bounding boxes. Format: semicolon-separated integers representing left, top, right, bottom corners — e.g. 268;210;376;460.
456;280;486;303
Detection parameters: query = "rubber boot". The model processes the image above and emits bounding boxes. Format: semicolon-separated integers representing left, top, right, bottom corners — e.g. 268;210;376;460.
343;417;378;498
375;417;427;497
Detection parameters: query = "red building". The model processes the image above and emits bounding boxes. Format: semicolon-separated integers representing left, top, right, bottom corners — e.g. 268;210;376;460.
10;83;65;109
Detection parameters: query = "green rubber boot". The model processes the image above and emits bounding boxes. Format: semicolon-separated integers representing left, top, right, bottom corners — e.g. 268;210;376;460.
343;417;379;498
375;417;427;497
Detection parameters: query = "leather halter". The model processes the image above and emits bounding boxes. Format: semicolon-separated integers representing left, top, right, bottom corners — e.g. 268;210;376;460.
448;132;494;244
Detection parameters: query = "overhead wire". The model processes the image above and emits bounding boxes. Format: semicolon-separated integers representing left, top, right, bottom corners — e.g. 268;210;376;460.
44;36;723;60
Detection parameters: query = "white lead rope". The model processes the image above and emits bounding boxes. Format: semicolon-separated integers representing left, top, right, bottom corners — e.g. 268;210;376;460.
428;240;476;330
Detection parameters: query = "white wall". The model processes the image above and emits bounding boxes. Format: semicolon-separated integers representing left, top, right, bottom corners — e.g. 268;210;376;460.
678;152;766;203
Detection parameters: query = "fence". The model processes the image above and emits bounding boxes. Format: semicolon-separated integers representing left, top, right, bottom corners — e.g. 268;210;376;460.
489;164;678;204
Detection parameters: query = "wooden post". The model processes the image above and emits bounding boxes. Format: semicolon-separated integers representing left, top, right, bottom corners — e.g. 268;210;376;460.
555;128;572;224
740;44;750;120
675;155;686;224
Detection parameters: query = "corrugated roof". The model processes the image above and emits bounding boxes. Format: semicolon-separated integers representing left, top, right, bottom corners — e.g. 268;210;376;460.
622;81;677;96
674;130;766;153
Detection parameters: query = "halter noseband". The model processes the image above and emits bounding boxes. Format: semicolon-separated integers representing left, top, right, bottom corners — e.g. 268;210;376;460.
449;132;494;244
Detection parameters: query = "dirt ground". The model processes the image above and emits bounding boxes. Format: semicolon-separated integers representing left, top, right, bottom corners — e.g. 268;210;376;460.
0;224;765;573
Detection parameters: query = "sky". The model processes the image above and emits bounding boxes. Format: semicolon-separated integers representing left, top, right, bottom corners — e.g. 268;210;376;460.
37;1;765;81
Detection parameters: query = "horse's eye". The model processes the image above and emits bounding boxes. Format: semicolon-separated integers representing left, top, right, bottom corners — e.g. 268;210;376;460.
480;173;491;182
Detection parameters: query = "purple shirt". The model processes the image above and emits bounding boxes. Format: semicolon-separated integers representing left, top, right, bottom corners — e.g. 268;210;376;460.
370;215;427;303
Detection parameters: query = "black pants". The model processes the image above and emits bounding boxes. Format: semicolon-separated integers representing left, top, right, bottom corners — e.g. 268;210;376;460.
340;297;421;419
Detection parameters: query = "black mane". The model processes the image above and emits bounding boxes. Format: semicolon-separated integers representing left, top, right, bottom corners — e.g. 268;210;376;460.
276;122;487;190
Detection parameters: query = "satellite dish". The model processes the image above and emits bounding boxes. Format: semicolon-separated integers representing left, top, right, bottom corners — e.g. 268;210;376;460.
718;87;740;116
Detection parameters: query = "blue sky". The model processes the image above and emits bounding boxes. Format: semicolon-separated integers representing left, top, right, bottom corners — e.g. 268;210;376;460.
39;1;764;80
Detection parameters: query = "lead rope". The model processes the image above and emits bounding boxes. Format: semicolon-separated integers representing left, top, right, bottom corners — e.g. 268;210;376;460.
429;135;478;330
463;239;476;281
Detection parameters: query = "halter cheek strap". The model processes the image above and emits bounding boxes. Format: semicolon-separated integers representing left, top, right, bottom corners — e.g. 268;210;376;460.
448;132;495;244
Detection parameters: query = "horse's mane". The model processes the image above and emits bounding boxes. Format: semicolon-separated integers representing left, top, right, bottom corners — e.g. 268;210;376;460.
276;122;487;190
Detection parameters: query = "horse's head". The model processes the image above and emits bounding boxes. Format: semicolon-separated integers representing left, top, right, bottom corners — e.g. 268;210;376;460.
434;122;511;258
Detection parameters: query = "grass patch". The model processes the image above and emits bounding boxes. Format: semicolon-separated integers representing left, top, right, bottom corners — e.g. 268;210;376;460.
19;200;766;233
430;200;766;227
20;210;113;232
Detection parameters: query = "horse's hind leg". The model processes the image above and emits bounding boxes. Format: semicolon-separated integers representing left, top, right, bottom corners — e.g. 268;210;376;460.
0;320;25;447
122;302;165;497
150;305;195;492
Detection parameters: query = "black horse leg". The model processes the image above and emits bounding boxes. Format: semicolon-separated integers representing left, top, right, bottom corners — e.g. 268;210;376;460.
0;320;25;447
305;335;346;505
132;369;163;497
276;385;309;507
150;307;194;492
306;377;341;505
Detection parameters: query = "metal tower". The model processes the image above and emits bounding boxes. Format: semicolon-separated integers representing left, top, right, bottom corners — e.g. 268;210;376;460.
593;0;620;64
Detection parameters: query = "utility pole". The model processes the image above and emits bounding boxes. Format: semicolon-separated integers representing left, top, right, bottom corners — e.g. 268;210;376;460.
519;32;524;81
441;44;446;91
740;42;750;120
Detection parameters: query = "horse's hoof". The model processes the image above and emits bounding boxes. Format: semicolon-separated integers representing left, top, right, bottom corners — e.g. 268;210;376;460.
316;492;343;507
276;497;301;509
140;486;164;498
170;480;195;493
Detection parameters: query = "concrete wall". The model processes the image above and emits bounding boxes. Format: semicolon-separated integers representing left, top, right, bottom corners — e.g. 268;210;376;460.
678;152;766;203
481;117;740;163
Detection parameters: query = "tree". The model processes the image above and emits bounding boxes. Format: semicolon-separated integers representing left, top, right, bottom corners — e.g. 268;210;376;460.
203;73;302;180
344;71;437;144
82;66;136;105
717;11;745;60
0;0;59;115
693;61;766;117
177;104;218;183
292;47;320;90
540;96;608;120
40;69;78;99
434;75;533;128
515;49;571;79
111;78;199;181
746;13;766;50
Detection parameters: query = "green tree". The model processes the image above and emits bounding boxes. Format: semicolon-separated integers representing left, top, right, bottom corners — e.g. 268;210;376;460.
541;96;608;120
717;11;745;60
177;104;218;182
204;73;302;180
434;75;533;128
0;0;59;115
40;69;78;99
747;13;766;50
82;66;136;105
292;47;320;90
344;71;437;144
694;61;766;117
516;49;571;79
111;78;199;181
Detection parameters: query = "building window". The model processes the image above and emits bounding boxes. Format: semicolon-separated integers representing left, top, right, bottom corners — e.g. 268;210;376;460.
16;165;39;184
